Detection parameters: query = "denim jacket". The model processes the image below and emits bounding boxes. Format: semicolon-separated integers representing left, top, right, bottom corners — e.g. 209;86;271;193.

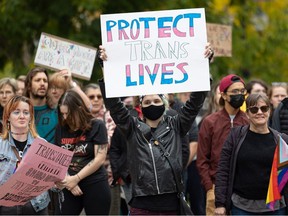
0;132;50;212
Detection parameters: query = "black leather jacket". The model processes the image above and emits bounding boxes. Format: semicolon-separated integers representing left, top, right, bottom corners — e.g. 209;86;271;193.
100;80;207;198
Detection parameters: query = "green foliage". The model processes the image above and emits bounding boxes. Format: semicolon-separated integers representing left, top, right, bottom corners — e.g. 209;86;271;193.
0;0;287;84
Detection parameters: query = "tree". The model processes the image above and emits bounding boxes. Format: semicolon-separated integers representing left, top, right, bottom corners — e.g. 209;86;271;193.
1;0;287;84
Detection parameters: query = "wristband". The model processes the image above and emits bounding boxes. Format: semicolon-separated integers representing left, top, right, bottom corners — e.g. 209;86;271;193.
76;174;81;181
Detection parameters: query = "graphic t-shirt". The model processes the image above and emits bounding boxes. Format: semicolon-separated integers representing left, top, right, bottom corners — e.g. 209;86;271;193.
34;104;58;144
13;138;27;158
55;119;108;184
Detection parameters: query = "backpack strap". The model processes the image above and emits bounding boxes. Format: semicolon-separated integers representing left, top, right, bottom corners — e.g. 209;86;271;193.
11;146;21;162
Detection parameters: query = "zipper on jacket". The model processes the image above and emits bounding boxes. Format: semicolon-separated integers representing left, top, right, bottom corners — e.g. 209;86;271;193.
230;118;234;128
138;128;161;194
148;142;160;194
157;127;170;140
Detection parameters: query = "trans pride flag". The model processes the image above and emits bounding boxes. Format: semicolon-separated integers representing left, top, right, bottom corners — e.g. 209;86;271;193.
266;135;288;210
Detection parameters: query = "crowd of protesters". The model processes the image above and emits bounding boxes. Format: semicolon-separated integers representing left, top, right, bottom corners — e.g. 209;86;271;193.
0;41;288;216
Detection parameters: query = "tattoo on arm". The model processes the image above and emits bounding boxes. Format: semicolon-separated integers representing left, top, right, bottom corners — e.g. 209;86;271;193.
94;144;108;157
97;144;108;153
87;159;95;166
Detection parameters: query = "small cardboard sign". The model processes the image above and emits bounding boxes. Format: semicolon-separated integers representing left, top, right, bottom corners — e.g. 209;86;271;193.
206;23;232;57
34;32;97;80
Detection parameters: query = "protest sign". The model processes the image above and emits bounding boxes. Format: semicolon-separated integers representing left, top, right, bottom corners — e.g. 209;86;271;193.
0;138;73;207
100;8;210;97
278;135;288;169
206;23;232;57
34;32;97;80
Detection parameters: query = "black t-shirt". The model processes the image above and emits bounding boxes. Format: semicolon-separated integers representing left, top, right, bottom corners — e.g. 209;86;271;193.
13;138;27;158
233;129;275;199
55;119;108;184
188;120;198;142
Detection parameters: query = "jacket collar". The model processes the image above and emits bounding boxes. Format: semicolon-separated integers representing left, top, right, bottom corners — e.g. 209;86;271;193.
8;131;34;148
221;108;246;118
137;116;170;141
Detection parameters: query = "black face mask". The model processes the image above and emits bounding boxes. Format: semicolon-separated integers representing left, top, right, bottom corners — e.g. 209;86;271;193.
229;94;245;109
142;104;165;120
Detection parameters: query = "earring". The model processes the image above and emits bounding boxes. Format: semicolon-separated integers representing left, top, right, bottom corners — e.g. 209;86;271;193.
7;121;10;130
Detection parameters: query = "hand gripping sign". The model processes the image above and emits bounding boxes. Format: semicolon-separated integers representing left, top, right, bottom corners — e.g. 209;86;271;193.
0;138;73;207
100;8;210;98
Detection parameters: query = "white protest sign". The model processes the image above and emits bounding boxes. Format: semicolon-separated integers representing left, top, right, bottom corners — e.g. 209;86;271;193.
101;8;210;98
0;138;73;206
206;23;232;57
34;32;97;80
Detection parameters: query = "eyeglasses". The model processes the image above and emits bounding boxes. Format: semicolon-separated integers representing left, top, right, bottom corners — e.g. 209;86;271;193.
11;110;30;117
50;86;62;90
226;88;247;95
88;95;103;100
247;105;269;114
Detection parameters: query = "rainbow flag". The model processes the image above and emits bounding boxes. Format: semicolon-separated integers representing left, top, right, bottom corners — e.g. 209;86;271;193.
266;135;288;210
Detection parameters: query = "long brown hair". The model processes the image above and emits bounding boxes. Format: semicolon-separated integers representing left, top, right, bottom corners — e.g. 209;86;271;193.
2;95;38;139
24;67;48;97
58;90;94;132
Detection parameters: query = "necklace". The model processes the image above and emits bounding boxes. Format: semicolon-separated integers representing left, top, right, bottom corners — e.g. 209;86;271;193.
11;131;28;135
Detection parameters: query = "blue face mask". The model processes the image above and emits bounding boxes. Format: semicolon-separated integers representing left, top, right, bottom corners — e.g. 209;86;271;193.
142;104;165;120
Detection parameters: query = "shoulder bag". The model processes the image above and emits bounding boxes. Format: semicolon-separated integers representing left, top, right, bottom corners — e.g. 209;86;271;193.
156;138;194;216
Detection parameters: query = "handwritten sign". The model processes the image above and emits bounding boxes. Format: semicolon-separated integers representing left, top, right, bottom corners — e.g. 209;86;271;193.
206;23;232;57
0;138;73;207
100;8;210;98
34;32;97;80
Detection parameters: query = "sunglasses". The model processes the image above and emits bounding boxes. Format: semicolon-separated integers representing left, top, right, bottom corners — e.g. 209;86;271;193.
88;95;103;100
247;105;269;114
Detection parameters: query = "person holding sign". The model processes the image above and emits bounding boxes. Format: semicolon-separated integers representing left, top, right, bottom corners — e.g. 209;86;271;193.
25;67;91;215
98;44;213;215
214;94;288;215
55;90;111;215
0;95;50;215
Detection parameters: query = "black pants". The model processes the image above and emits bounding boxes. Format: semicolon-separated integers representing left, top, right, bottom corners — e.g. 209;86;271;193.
186;160;206;215
61;180;111;215
48;190;61;215
0;202;48;215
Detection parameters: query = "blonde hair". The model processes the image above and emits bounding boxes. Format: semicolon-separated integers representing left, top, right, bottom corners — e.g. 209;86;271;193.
0;77;18;93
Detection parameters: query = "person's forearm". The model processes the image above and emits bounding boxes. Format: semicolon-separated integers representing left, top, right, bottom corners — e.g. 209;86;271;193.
76;144;108;180
70;82;92;109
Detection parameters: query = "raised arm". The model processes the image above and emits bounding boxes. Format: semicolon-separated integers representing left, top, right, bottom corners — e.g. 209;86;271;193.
58;69;92;109
97;46;134;139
